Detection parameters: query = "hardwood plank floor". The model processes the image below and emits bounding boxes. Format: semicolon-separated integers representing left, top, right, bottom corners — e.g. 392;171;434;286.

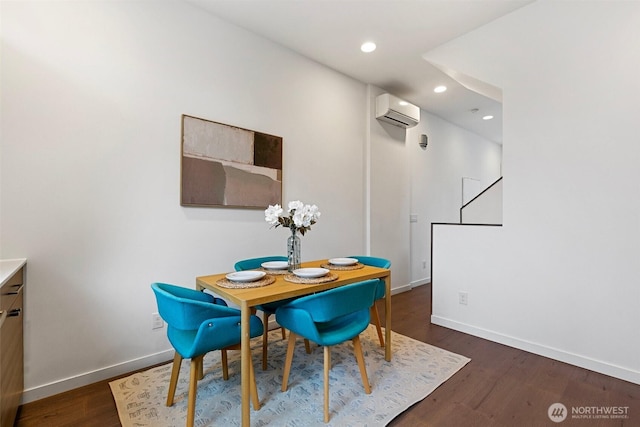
16;284;639;426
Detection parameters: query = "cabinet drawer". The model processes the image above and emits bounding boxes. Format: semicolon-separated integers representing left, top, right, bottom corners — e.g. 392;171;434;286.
1;291;24;427
0;267;23;313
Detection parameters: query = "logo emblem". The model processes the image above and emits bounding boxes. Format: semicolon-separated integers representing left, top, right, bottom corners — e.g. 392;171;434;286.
548;403;568;423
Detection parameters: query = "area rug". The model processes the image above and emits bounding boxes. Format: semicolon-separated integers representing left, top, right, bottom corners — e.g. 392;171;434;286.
110;325;470;426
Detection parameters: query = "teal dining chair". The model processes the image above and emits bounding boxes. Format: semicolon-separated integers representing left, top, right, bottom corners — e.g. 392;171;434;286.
151;282;263;427
275;279;379;423
349;255;391;347
235;256;309;370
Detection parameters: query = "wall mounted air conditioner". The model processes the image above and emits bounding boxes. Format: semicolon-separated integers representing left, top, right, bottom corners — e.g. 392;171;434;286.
375;93;420;128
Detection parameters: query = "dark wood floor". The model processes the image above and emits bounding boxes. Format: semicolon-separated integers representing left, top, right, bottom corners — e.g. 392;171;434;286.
16;284;639;426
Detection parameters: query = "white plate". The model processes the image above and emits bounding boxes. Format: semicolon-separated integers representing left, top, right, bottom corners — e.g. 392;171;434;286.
293;268;329;278
261;261;288;270
226;271;266;282
328;257;358;266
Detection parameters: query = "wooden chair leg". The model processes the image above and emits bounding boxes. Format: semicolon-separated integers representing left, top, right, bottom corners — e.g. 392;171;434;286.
166;352;182;406
280;326;286;340
221;349;229;380
249;355;261;410
197;355;204;380
187;355;202;427
262;312;270;370
352;336;371;394
324;346;331;423
370;304;385;347
281;332;297;391
304;338;312;354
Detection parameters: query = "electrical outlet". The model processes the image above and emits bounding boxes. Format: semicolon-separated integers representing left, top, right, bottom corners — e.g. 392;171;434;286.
459;291;468;306
422;260;426;269
152;312;164;330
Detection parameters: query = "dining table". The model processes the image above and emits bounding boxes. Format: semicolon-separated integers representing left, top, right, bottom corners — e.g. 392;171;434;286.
196;258;392;427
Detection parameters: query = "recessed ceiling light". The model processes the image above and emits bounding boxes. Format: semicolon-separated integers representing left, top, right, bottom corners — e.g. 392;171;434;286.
434;85;447;93
482;115;494;120
361;42;376;53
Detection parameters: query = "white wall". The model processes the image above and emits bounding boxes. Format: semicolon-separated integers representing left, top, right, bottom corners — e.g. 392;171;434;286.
426;2;640;383
408;112;502;286
0;1;368;400
368;86;411;289
461;178;502;224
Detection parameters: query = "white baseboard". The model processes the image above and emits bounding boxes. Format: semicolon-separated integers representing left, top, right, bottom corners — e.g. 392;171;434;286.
22;349;174;404
409;277;430;289
267;318;282;330
391;283;412;295
390;277;430;295
431;315;640;385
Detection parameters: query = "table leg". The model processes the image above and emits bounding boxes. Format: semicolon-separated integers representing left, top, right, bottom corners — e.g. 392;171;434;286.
384;273;392;361
240;302;251;426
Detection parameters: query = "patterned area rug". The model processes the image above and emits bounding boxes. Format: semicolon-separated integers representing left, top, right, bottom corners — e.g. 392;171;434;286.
110;325;470;426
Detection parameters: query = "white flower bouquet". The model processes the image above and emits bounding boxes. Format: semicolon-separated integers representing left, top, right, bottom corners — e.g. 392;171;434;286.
265;200;321;236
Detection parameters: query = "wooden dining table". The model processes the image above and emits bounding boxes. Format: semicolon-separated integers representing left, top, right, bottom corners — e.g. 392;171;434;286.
196;259;391;427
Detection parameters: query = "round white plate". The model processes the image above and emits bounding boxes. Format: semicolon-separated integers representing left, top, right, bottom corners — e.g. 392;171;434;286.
226;271;266;282
328;257;358;266
261;261;288;270
293;268;329;278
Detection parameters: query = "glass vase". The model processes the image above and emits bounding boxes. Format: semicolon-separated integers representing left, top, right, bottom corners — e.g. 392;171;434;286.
287;230;301;272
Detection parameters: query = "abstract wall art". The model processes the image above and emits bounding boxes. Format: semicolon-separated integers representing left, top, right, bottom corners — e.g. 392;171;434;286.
180;115;283;208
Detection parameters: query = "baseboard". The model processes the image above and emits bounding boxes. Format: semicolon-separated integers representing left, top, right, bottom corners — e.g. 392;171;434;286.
21;349;174;404
409;277;430;289
431;315;640;385
267;318;282;330
391;283;412;295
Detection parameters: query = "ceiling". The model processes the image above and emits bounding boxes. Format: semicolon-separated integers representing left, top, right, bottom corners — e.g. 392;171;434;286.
187;0;535;144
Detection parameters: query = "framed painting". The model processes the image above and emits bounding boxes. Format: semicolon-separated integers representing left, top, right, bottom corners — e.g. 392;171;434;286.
180;115;283;208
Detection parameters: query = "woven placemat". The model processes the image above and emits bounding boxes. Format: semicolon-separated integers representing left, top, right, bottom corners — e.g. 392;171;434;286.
216;275;276;289
284;272;339;284
320;262;365;271
258;268;289;275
